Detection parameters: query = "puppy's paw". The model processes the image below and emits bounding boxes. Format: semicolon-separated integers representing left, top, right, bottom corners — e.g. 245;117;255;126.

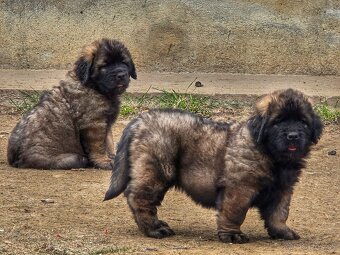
268;228;300;240
93;160;113;170
108;152;115;160
95;163;112;170
218;231;249;243
145;222;175;239
147;226;175;239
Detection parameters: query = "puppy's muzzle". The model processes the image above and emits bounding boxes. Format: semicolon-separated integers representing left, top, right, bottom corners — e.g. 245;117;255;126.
287;132;299;141
116;71;128;81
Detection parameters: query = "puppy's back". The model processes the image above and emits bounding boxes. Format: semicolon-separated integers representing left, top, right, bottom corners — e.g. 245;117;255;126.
7;85;82;169
7;91;49;167
105;109;231;201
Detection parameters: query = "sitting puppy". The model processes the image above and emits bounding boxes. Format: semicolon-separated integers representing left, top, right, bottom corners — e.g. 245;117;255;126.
7;38;137;170
104;89;323;243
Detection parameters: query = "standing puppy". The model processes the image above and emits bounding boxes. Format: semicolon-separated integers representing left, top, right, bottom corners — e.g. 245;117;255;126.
104;89;323;243
8;38;137;169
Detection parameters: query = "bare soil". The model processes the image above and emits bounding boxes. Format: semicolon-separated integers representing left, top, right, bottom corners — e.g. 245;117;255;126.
0;105;339;255
1;70;340;98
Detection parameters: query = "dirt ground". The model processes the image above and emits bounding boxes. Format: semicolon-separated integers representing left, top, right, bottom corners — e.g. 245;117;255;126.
1;70;340;98
0;107;339;254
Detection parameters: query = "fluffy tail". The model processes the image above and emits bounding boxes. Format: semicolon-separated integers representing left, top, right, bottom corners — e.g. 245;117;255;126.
7;128;21;167
103;118;138;201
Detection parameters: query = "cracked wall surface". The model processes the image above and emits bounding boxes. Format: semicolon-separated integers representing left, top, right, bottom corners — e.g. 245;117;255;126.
0;0;339;75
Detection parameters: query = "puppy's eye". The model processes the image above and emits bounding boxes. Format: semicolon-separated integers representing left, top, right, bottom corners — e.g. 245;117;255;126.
99;67;107;72
272;118;282;126
301;119;309;128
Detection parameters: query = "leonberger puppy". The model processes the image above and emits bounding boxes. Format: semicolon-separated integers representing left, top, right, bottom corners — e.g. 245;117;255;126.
7;38;137;170
104;89;323;243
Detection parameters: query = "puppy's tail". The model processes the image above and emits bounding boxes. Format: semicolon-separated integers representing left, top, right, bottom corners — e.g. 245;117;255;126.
7;124;22;167
103;118;139;201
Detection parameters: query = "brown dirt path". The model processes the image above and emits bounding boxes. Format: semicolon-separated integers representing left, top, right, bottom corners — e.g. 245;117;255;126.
0;69;339;97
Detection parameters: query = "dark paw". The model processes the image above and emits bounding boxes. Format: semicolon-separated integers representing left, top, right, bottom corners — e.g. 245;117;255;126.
269;228;300;240
144;221;175;239
218;231;249;244
94;162;112;170
79;156;89;167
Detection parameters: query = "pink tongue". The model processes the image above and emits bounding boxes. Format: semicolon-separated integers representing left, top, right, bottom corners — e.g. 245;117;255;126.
288;146;297;151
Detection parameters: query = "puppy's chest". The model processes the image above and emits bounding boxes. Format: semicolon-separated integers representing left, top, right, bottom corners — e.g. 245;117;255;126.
66;88;119;120
252;168;299;207
223;127;273;184
224;149;272;185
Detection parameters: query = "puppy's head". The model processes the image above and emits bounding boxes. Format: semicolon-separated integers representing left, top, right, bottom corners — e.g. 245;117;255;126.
71;38;137;96
249;89;323;162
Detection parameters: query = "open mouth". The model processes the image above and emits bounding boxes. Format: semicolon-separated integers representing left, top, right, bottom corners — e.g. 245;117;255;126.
116;84;128;94
288;146;297;152
116;84;128;92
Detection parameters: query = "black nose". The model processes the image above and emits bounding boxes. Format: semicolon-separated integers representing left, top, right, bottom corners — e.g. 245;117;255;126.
116;72;127;80
287;132;299;140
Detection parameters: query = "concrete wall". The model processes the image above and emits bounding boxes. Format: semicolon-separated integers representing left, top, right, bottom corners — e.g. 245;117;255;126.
0;0;339;75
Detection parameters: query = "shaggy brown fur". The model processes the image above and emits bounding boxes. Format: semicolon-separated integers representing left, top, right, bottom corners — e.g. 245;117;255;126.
104;89;323;243
7;38;137;170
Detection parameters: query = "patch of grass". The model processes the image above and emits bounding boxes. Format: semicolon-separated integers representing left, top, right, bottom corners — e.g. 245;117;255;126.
155;88;213;116
314;99;340;123
89;246;131;255
120;103;136;117
120;89;253;119
10;86;251;120
120;81;216;117
9;90;42;114
120;86;153;117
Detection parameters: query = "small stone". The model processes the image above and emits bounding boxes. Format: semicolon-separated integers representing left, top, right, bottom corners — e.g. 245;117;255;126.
41;199;55;204
194;81;204;87
328;150;336;156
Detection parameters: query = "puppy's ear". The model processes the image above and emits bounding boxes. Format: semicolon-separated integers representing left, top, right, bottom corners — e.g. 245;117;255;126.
311;113;323;144
74;57;93;84
72;42;98;84
128;59;137;80
115;40;137;79
249;93;274;144
249;115;268;144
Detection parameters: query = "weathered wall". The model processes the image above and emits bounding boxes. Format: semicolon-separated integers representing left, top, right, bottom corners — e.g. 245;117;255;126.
0;0;339;75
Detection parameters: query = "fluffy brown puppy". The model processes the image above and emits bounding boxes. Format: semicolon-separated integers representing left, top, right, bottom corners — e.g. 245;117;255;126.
7;38;137;170
104;89;323;243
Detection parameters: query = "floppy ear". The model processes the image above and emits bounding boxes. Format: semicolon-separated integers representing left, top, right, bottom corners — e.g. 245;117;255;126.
311;113;323;144
128;59;137;80
249;93;274;144
74;57;93;84
249;115;268;144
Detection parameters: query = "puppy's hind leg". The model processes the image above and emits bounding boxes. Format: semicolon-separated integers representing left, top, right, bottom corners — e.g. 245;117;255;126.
21;153;88;170
52;153;89;169
125;161;175;238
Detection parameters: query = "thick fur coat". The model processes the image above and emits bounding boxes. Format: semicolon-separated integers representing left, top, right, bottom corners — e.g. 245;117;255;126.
104;89;323;243
7;38;137;169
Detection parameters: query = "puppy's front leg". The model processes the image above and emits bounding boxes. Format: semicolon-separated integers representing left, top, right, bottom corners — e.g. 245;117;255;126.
216;187;254;243
106;128;115;159
80;123;112;169
259;189;300;240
